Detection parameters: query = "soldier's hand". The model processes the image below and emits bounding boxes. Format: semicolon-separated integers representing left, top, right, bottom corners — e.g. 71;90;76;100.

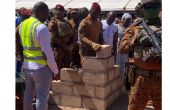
92;42;101;51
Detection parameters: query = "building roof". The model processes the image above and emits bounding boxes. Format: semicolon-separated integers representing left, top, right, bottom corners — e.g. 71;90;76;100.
16;0;141;11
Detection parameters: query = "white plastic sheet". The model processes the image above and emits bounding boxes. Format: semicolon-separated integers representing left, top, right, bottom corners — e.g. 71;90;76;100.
16;0;141;11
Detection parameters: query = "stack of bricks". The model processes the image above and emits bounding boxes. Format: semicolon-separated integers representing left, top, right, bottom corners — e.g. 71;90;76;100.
50;45;125;110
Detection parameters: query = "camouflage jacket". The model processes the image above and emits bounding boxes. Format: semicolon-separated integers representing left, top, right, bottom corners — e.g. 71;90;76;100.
48;16;74;49
119;18;161;71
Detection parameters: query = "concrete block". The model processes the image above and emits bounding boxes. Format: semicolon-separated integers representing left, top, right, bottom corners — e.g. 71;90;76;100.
58;106;89;110
95;83;112;99
81;57;108;72
48;91;56;105
52;80;73;95
108;69;114;81
114;65;121;79
61;95;81;108
73;84;95;97
107;92;116;107
53;94;61;105
82;72;107;86
96;45;112;58
107;56;115;68
60;68;82;82
82;97;107;110
111;79;119;92
114;91;119;101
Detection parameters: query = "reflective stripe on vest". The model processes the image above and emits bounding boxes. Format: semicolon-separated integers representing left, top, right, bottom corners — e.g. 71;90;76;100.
20;17;47;65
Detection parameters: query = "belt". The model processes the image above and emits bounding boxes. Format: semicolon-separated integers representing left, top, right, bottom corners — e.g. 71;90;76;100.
136;68;161;77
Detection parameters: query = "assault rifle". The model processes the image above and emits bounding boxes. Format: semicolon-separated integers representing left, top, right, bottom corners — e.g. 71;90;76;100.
141;19;162;56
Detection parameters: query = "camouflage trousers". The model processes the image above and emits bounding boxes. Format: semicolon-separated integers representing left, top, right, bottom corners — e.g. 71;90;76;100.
71;43;81;68
54;47;72;72
128;74;161;110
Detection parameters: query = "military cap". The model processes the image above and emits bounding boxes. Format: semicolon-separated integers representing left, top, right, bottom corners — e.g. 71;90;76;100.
70;8;79;14
141;0;161;6
18;7;26;14
20;9;32;16
55;4;65;12
90;2;101;13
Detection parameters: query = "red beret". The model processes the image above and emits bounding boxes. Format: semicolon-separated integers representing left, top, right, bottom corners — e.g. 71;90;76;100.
90;2;101;13
55;4;65;12
18;7;26;14
20;9;32;16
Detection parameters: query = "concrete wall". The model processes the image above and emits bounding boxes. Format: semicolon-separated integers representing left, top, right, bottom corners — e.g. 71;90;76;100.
49;45;125;110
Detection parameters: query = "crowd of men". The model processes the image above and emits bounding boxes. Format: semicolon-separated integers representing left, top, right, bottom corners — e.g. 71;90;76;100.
16;0;162;110
16;3;136;80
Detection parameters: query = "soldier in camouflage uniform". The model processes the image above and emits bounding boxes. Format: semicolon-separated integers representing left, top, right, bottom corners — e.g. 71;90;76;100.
119;0;162;110
67;8;82;68
48;4;74;77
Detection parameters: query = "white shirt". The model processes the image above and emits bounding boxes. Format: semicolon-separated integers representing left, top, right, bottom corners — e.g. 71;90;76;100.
115;23;128;74
19;21;58;74
116;23;126;53
101;20;118;48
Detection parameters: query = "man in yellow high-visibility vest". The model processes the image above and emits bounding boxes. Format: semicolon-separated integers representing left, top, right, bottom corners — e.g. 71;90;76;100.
18;2;59;110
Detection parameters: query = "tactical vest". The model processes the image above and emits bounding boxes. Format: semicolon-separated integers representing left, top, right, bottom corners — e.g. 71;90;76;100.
20;17;47;65
133;19;162;70
56;19;73;37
